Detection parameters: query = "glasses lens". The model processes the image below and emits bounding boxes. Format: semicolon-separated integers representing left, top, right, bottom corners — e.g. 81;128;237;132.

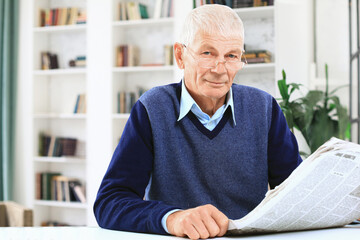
225;61;244;70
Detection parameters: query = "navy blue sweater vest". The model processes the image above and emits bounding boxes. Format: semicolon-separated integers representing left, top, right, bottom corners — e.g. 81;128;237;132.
140;83;296;219
94;81;302;234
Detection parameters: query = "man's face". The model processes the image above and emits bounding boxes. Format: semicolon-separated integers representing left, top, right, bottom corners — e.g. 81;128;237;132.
182;33;243;102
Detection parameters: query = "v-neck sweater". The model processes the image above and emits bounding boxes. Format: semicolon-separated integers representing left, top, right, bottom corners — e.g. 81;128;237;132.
93;81;302;235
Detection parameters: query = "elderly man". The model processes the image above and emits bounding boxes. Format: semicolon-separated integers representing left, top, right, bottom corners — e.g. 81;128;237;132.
94;4;302;240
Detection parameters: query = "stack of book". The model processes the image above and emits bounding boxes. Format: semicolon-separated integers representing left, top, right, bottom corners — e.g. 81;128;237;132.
117;2;149;20
38;134;78;157
193;0;273;8
38;8;87;27
41;52;59;70
243;50;272;64
36;172;86;203
116;45;140;67
73;94;86;114
69;56;86;68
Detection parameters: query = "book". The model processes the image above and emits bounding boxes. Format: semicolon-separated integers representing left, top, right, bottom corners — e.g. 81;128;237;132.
41;172;61;200
227;138;360;235
35;173;42;200
60;138;77;156
154;0;163;18
69;180;86;203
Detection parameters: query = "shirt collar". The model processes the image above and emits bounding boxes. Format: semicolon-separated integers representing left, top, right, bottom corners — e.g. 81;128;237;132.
177;79;236;126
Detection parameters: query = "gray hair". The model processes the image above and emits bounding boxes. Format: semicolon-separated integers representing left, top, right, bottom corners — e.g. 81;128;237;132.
179;4;244;48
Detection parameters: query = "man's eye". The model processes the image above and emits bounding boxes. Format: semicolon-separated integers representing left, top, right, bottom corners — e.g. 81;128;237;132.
228;54;239;59
201;51;211;56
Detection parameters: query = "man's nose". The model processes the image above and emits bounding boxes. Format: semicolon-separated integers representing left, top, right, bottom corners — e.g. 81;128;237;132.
211;60;227;73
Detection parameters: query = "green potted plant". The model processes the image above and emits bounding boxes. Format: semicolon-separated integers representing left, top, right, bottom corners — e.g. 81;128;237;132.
277;64;350;155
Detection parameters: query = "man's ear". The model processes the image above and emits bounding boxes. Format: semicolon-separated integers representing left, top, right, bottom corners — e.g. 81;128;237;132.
174;42;185;69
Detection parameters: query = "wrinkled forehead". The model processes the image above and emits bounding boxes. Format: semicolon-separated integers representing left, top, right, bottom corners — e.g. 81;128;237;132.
191;32;244;52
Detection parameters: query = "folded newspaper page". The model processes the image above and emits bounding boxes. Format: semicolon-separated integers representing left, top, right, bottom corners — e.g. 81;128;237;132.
227;137;360;235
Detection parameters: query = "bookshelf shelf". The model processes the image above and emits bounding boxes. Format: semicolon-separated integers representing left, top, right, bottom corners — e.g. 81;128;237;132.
33;24;87;33
234;6;274;19
112;65;175;73
112;113;130;119
34;200;87;209
33;69;86;76
112;17;174;27
242;63;276;73
33;113;87;119
34;156;86;164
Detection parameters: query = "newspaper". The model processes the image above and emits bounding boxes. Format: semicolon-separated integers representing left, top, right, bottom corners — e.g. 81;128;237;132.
227;137;360;235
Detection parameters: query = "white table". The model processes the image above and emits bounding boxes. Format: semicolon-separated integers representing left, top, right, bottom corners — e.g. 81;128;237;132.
0;225;359;240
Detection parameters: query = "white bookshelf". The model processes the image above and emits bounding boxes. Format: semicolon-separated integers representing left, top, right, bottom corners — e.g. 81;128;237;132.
110;0;178;149
31;0;88;227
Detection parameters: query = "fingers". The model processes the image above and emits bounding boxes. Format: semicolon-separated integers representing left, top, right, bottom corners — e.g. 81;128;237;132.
166;204;229;240
210;206;229;236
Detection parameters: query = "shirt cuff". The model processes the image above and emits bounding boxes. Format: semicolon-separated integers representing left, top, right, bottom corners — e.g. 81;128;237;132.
161;209;181;233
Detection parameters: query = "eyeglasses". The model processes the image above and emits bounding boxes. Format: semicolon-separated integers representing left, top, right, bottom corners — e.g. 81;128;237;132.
182;44;247;71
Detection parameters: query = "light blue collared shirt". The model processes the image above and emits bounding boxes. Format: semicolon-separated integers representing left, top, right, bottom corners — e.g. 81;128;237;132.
177;79;236;130
161;80;236;233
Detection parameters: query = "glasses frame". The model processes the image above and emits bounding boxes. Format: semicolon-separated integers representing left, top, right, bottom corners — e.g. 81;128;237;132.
182;44;247;70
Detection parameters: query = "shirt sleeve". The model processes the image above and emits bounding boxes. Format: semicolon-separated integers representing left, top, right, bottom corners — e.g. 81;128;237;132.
93;100;180;234
267;98;303;189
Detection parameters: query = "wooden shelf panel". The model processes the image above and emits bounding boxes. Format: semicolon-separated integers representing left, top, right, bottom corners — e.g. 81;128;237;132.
241;62;275;73
33;69;86;76
112;114;130;119
34;200;87;209
34;156;86;164
33;24;87;33
113;65;175;73
33;113;87;119
112;17;174;27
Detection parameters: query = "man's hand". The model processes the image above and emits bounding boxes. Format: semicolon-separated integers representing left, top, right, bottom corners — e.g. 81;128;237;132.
166;204;229;239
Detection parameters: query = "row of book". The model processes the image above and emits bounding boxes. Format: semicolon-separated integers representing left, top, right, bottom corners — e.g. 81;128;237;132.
74;94;87;114
41;52;59;70
39;134;77;157
117;2;149;20
36;172;86;203
116;45;140;67
243;49;272;64
117;88;147;114
154;0;173;18
117;91;136;114
193;0;273;8
116;44;173;67
39;8;87;27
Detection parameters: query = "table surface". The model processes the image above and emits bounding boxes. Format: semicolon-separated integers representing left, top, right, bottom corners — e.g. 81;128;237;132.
0;225;359;240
